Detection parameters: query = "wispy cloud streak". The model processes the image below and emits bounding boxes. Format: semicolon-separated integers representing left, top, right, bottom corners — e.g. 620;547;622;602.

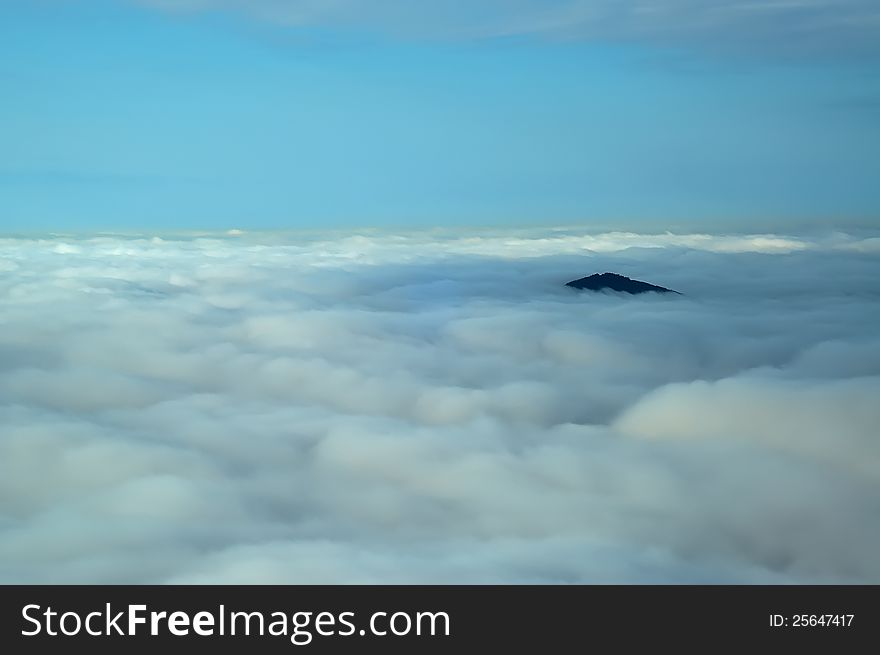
133;1;880;54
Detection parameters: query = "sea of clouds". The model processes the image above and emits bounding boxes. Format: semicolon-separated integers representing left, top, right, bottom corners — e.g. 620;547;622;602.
0;227;878;583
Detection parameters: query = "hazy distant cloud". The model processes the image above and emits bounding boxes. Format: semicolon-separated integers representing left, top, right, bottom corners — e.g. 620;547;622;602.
132;0;880;54
1;227;879;583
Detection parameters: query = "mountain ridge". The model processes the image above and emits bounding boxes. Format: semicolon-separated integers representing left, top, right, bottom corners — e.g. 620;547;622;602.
565;272;680;295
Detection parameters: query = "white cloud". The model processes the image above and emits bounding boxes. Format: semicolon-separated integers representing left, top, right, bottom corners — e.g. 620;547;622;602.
0;227;878;583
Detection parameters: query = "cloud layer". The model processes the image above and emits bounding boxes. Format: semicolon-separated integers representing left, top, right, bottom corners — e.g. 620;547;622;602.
1;227;879;583
134;0;880;54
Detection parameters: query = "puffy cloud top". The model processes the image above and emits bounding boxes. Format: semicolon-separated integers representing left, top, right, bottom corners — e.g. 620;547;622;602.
1;228;879;582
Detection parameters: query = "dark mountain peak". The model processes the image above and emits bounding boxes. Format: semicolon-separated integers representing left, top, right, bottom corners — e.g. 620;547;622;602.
565;272;680;295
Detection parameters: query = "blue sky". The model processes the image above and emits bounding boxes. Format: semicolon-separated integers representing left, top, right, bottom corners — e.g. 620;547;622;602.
1;0;879;231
